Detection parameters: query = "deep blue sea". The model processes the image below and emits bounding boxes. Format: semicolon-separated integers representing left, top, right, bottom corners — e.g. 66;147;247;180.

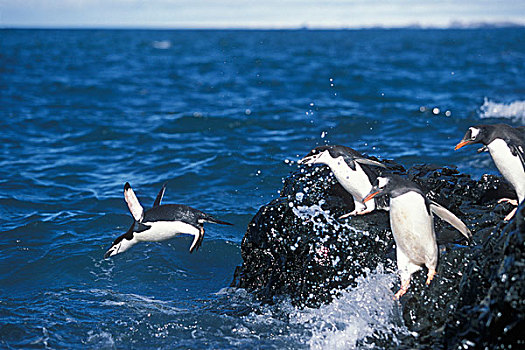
1;28;524;349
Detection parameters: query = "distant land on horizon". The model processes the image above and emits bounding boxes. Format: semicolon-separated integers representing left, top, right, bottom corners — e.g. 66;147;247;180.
2;21;524;30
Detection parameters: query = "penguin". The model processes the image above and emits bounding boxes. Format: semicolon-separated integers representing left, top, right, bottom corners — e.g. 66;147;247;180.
362;175;471;299
104;183;232;258
455;123;525;221
298;145;387;217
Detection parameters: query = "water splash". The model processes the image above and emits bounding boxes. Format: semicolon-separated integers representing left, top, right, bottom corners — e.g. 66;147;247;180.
479;98;525;123
218;268;411;349
291;200;367;236
290;267;410;349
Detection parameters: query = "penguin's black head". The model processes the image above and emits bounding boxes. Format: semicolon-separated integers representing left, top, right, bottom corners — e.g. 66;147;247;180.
454;125;489;150
299;145;365;166
362;176;392;203
363;175;422;202
299;146;334;165
104;223;136;258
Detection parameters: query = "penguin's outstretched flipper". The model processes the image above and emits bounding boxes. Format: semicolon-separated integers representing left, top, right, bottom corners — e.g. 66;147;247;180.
189;215;232;253
124;182;144;222
189;227;205;253
153;183;167;207
354;158;387;168
429;201;472;240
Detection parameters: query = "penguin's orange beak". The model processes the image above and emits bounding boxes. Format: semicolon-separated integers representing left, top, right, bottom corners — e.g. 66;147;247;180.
454;140;472;151
363;190;380;203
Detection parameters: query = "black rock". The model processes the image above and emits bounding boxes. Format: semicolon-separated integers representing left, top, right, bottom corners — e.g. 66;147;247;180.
232;165;396;308
231;162;523;348
443;201;524;349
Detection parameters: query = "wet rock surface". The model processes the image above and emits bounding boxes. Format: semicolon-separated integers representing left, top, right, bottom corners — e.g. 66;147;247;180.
231;162;524;348
443;200;524;349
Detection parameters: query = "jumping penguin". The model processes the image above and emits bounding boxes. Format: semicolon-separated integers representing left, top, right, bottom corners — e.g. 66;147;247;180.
104;183;232;258
362;175;471;299
299;145;387;217
455;123;525;221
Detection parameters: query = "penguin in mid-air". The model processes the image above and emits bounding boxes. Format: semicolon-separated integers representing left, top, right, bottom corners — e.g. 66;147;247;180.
104;183;232;258
299;145;387;217
362;175;471;299
455;123;525;221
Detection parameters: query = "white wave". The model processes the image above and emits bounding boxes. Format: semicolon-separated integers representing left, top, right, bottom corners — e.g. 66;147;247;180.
84;330;115;348
225;267;409;349
152;40;172;49
479;98;525;123
289;266;410;349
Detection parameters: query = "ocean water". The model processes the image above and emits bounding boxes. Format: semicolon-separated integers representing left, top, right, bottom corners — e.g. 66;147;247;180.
1;28;524;349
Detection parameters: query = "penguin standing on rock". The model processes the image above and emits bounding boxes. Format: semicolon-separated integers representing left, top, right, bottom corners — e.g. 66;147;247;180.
362;175;471;299
455;123;525;221
299;145;387;217
104;183;232;258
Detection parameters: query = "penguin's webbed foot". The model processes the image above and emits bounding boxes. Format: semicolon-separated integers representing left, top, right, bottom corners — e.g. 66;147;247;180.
477;145;488;153
426;268;436;286
339;211;357;219
498;198;518;221
498;198;518;206
504;207;518;222
355;207;374;216
393;279;411;300
339;207;373;219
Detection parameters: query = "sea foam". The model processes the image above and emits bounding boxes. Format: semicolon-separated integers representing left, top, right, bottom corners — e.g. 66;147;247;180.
479;98;525;123
289;267;409;349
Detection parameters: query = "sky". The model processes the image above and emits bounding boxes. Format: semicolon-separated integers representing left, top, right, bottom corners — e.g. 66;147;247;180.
1;0;524;29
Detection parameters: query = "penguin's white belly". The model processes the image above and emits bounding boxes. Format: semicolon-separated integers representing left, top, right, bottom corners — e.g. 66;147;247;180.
135;221;199;242
332;162;373;204
390;193;437;266
488;139;525;202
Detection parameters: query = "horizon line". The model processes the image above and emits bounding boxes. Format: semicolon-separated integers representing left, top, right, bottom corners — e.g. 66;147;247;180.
2;21;525;31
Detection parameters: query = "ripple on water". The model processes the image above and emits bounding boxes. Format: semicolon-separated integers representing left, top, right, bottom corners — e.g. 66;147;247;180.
1;28;524;349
